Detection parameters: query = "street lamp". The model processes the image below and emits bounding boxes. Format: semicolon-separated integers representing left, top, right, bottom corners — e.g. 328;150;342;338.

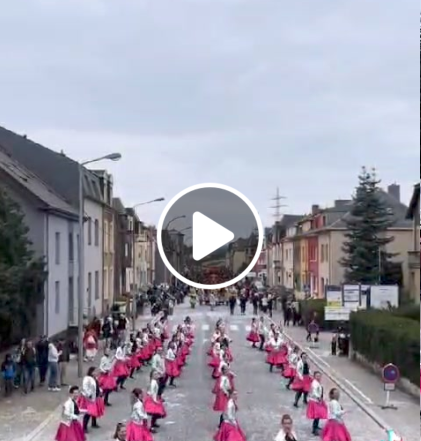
131;197;165;331
78;152;122;378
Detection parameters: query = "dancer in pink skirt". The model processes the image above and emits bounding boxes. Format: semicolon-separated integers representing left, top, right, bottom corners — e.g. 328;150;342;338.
165;341;180;387
113;343;130;391
322;388;352;441
306;371;327;435
266;330;285;373
246;318;260;348
213;390;246;441
98;349;116;407
55;385;85;441
292;353;312;407
284;346;300;388
143;370;167;433
213;364;232;427
126;388;154;441
77;367;105;434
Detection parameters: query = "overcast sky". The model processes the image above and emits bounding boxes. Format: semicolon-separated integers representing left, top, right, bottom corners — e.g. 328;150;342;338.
0;0;418;226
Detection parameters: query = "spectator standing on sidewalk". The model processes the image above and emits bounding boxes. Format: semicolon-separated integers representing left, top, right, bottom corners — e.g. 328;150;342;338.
13;338;25;388
57;338;70;386
1;354;15;397
36;335;49;386
48;340;62;391
21;340;37;394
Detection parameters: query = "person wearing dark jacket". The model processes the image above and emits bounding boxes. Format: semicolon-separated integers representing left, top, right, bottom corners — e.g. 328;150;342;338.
1;354;15;396
36;336;49;385
21;340;37;393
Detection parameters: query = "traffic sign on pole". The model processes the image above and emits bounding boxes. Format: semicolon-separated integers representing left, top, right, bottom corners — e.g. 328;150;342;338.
381;363;399;409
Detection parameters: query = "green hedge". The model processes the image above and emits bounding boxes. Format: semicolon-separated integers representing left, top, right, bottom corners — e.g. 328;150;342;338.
350;310;419;386
390;304;420;322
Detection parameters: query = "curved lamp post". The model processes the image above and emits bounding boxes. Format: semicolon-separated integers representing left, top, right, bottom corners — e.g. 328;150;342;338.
78;153;122;377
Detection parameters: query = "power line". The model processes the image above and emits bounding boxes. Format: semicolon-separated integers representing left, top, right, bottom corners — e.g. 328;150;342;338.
270;187;287;221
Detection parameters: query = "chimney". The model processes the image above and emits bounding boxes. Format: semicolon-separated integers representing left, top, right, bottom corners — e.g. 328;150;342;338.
311;204;320;214
388;184;400;202
334;199;351;208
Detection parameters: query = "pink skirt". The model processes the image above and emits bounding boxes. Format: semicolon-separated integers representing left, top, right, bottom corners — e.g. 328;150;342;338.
322;419;352;441
166;359;181;378
76;396;105;418
265;344;273;352
306;400;328;419
112;360;130;378
213;391;229;412
266;350;287;366
246;331;260;343
143;395;166;417
291;375;312;392
98;372;117;391
130;354;142;369
126;420;153;441
282;365;296;378
55;421;85;441
214;421;246;441
212;367;221;379
208;355;220;368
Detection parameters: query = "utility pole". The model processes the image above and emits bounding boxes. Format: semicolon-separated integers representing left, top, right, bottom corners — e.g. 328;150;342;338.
270;187;287;221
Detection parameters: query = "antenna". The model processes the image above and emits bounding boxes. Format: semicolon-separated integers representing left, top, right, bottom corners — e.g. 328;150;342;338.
270;187;287;221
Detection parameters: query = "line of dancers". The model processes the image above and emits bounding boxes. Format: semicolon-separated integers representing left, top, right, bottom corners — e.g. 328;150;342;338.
247;316;352;441
207;318;246;441
54;313;195;441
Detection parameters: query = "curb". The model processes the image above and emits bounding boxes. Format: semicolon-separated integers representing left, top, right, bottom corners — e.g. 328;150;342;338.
283;330;395;438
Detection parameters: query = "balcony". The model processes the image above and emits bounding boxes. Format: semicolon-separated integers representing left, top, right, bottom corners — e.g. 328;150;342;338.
408;251;420;269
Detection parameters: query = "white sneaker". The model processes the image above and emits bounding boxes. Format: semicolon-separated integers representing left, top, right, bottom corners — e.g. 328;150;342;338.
48;387;54;391
54;387;61;392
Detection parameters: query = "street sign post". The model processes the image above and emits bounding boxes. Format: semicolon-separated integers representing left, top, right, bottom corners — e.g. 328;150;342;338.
381;363;400;409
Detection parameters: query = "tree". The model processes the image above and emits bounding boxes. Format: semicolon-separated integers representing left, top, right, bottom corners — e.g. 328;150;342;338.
340;167;396;285
0;189;46;348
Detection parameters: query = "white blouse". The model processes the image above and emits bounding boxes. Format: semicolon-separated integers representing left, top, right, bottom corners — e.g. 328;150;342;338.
223;398;237;425
131;400;148;423
60;398;80;426
99;355;113;373
81;376;96;401
220;375;231;395
274;428;298;441
295;359;304;379
309;379;323;401
328;399;344;422
148;378;159;401
166;348;176;361
115;347;126;361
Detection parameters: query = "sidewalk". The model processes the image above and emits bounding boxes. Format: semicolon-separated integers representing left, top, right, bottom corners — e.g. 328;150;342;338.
0;314;153;441
283;326;419;441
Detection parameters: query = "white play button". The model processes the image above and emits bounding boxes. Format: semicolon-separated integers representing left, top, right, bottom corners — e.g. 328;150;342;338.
192;212;234;261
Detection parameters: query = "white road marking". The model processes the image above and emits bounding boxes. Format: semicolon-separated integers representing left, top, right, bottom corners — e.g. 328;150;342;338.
202;324;210;331
229;324;239;331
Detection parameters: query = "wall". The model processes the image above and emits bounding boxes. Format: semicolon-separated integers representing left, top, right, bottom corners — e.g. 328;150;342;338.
282;240;294;289
318;233;330;295
84;198;103;318
329;230;346;285
46;214;72;337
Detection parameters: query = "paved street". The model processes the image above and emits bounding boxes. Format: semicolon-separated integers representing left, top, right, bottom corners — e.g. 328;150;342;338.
24;303;397;441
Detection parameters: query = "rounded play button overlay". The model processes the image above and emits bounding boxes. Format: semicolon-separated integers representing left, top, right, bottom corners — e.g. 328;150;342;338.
156;183;263;289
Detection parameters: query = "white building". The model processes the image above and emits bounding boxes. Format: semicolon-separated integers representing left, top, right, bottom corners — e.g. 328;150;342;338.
0;149;79;337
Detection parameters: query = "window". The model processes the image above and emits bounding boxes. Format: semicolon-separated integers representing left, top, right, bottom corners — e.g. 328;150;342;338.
125;243;129;257
321;244;325;262
87;272;92;309
95;270;99;300
109;268;114;299
87;219;92;245
94;219;99;246
68;233;74;261
55;281;60;314
104;268;108;300
76;234;79;261
55;232;61;264
321;277;325;295
325;244;329;262
68;276;74;323
109;222;114;251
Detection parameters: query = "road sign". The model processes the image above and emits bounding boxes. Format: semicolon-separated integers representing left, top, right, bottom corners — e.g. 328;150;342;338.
382;363;400;383
381;363;399;409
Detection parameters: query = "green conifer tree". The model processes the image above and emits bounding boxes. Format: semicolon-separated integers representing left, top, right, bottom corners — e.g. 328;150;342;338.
0;189;46;347
340;167;395;284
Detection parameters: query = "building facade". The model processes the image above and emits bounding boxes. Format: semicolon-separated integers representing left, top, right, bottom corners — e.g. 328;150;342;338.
0;126;105;323
0;148;79;337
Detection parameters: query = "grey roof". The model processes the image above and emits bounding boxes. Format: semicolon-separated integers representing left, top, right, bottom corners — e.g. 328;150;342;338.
0;126;103;208
112;197;126;214
0;147;78;218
